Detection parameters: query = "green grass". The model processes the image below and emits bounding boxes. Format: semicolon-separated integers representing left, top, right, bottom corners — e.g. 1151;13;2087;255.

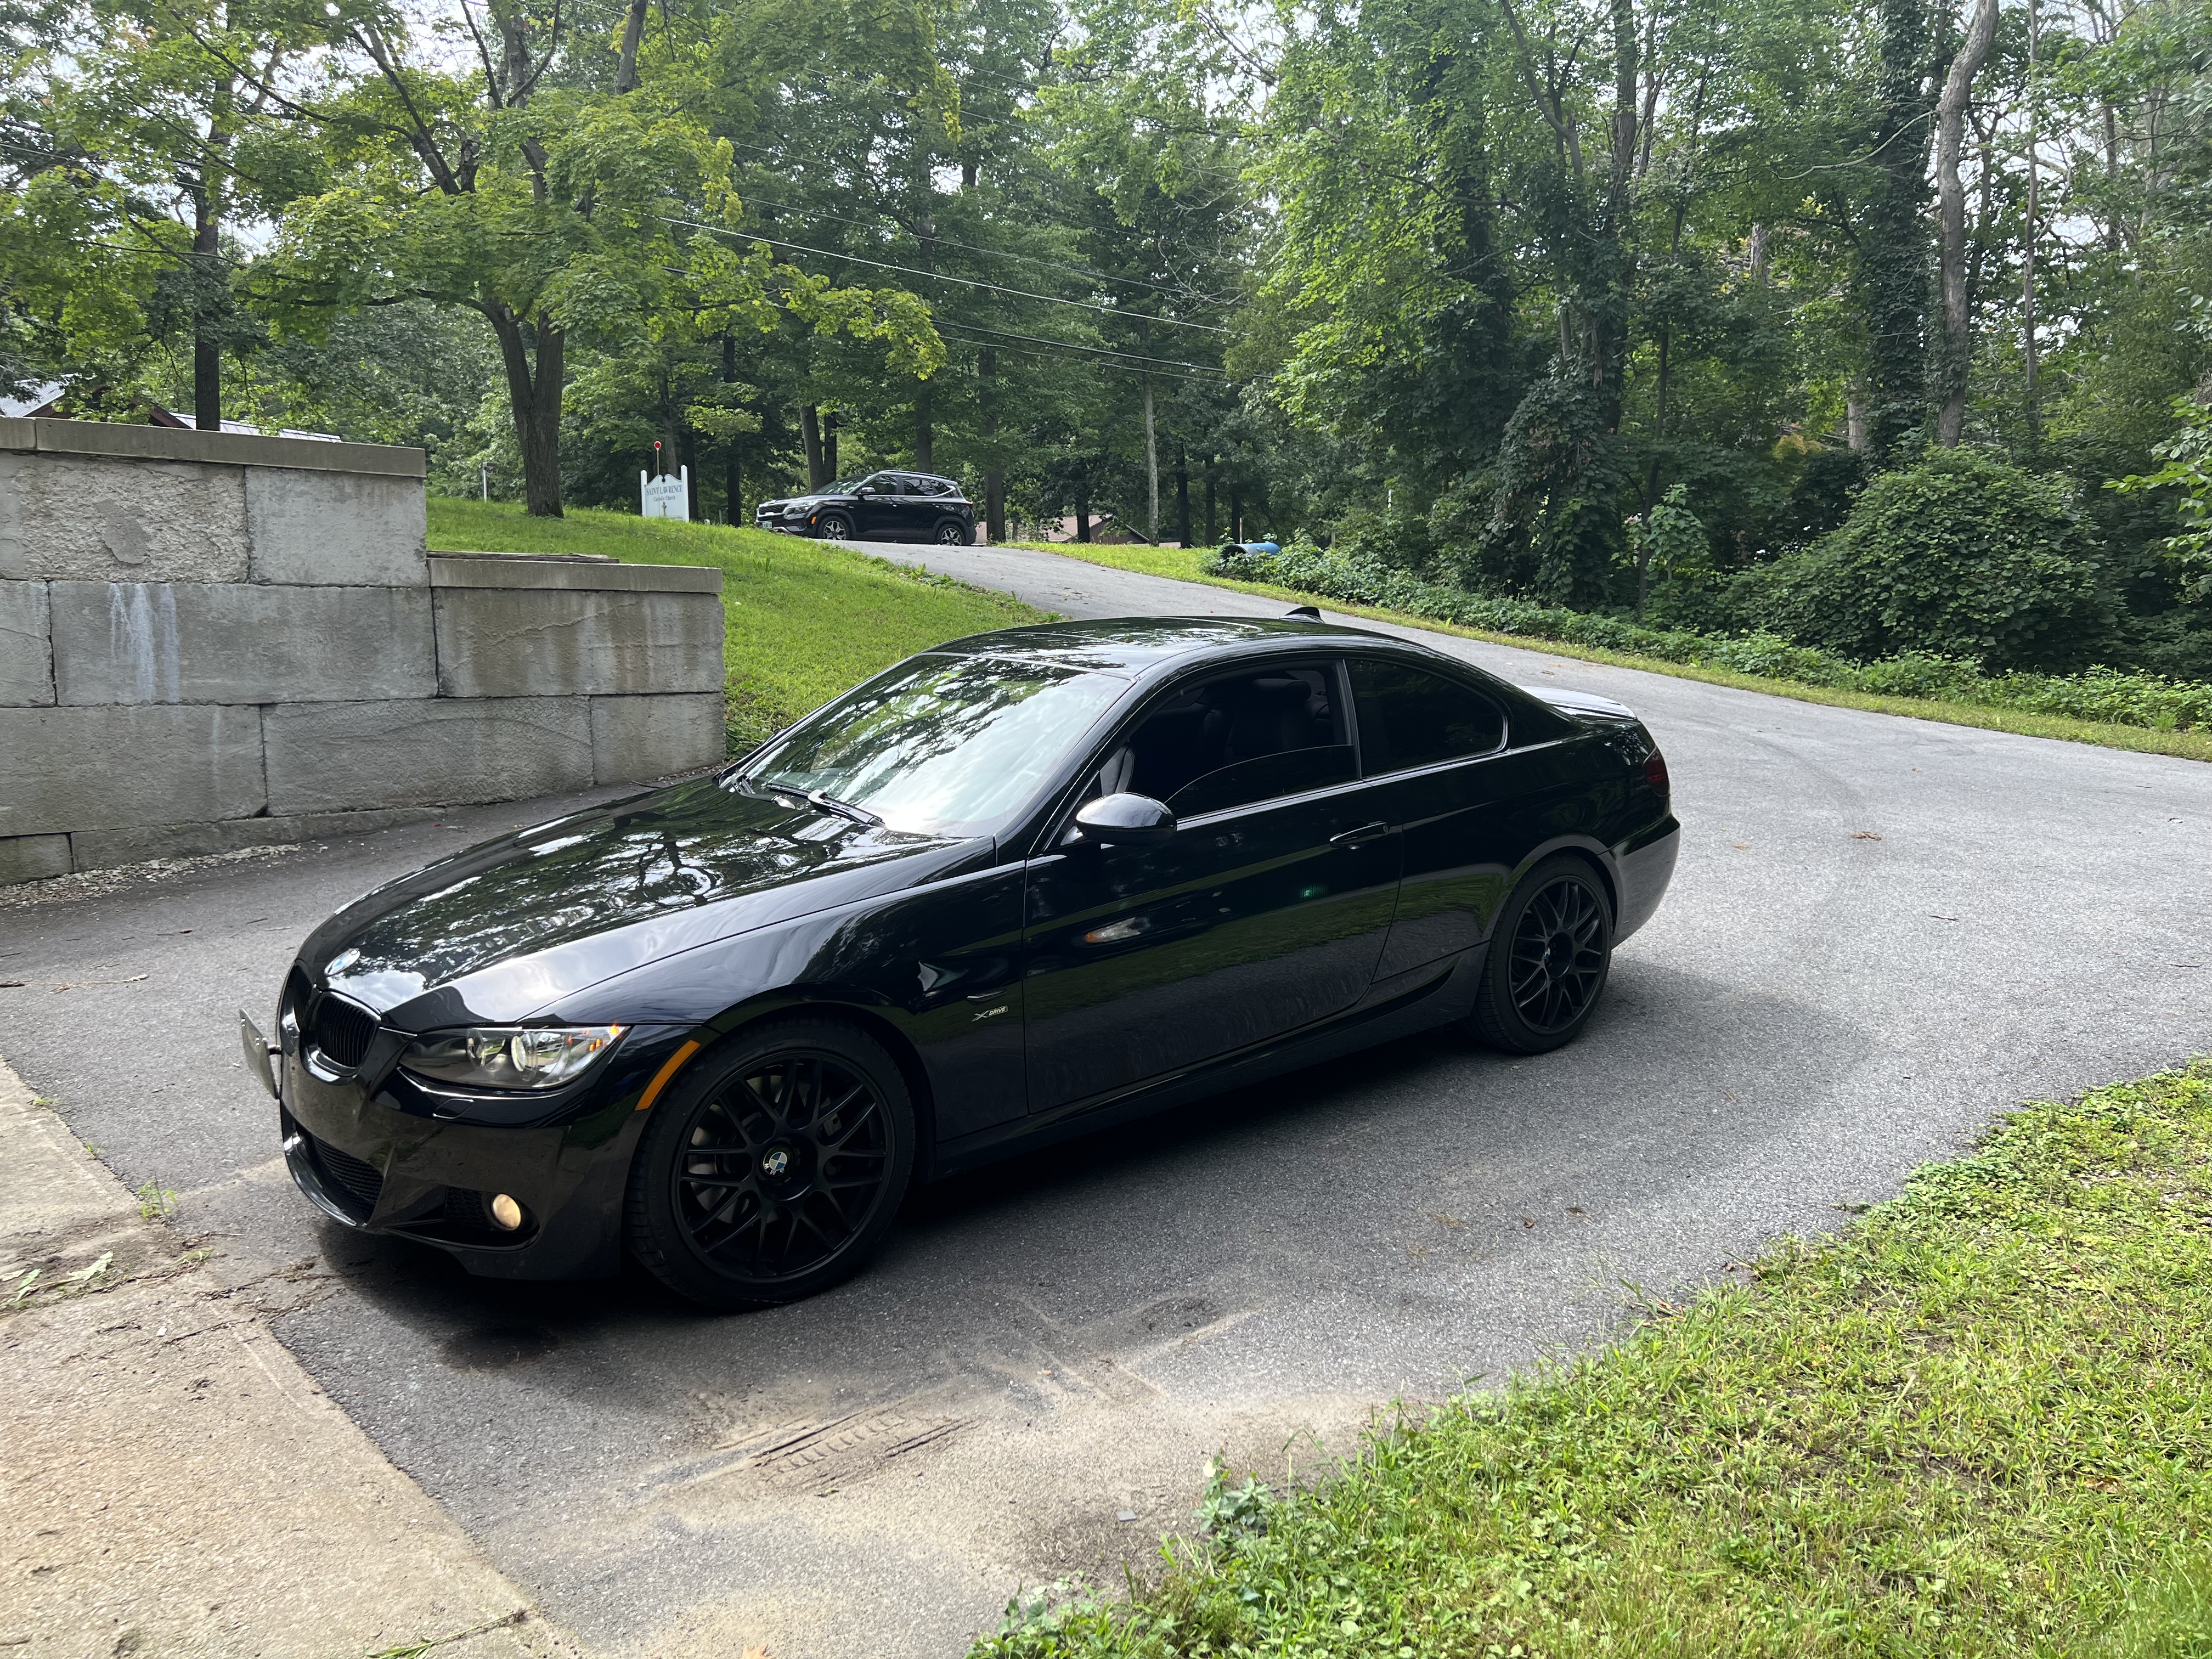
1018;540;2212;764
427;500;1049;749
979;1063;2212;1658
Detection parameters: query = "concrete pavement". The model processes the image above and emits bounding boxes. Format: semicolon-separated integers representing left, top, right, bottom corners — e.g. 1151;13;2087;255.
2;540;2208;1657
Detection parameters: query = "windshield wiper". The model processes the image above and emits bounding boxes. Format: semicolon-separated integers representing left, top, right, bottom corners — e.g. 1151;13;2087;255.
760;782;881;826
805;789;882;826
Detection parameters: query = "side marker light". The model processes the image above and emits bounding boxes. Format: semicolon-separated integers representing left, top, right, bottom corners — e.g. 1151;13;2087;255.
635;1039;704;1112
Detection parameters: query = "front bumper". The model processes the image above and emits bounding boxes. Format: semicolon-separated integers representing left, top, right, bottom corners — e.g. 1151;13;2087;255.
272;1020;681;1281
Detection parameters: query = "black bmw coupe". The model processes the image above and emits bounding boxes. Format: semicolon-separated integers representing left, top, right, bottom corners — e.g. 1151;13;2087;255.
243;615;1679;1308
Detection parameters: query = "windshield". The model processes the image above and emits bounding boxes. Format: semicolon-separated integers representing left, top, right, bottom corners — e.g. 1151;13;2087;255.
735;654;1128;836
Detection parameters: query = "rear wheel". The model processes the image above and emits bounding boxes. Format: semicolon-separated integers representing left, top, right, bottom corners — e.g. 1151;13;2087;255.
627;1018;915;1308
815;511;854;540
934;519;972;545
1469;855;1614;1054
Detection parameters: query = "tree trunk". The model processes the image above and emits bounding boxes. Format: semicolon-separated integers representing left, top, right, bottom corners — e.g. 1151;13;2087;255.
824;410;838;479
1142;376;1159;542
1934;0;2000;445
801;405;826;489
488;302;565;516
913;159;936;471
723;332;742;526
1593;0;1638;417
1229;488;1242;544
191;177;221;431
1176;450;1191;547
1205;474;1217;544
613;0;649;92
1864;0;1940;458
1075;482;1091;543
2022;0;2041;452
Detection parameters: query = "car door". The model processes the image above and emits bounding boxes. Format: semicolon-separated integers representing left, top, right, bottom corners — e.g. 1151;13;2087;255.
850;472;903;539
893;475;938;539
1346;657;1587;977
1020;658;1403;1114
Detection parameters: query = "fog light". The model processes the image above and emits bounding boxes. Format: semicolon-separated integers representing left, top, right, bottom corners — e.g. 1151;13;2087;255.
489;1193;523;1232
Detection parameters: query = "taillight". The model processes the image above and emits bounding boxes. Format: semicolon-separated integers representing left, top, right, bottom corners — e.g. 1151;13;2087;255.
1643;751;1669;795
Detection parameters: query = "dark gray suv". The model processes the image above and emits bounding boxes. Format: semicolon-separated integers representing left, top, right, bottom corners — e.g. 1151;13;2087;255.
755;471;977;544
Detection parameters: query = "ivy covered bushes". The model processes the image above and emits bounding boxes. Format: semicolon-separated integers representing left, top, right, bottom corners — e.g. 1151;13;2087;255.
1743;452;2112;672
1201;539;2212;734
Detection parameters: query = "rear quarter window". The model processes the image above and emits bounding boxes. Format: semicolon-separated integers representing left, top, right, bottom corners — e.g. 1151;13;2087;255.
1350;660;1507;773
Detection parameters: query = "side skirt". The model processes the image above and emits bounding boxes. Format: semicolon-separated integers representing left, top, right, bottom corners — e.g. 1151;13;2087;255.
930;946;1484;1180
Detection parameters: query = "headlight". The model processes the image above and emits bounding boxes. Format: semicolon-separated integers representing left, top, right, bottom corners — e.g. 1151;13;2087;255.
400;1025;625;1091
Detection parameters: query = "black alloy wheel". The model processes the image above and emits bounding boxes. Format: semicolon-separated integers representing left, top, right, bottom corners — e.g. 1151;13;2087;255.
1469;854;1615;1054
627;1018;915;1308
934;520;971;546
816;511;854;540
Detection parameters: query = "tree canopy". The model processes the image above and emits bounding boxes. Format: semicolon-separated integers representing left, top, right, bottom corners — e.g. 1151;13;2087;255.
7;0;2212;673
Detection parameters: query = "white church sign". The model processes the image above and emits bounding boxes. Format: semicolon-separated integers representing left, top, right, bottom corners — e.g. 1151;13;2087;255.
641;466;690;521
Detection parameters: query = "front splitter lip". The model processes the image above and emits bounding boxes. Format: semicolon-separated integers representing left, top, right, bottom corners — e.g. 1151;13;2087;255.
280;1117;365;1230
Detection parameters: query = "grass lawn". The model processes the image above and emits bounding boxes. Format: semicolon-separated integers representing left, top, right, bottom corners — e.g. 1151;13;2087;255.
1014;540;2212;765
427;500;1048;749
980;1063;2212;1658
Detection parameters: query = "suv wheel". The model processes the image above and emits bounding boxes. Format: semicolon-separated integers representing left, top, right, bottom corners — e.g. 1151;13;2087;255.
816;511;854;540
934;520;972;546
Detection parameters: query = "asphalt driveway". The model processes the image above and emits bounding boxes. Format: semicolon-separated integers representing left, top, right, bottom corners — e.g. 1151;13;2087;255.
3;542;2208;1658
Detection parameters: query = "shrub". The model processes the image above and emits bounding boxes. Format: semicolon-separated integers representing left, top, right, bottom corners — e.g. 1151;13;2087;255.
1192;539;2211;733
1780;450;2111;672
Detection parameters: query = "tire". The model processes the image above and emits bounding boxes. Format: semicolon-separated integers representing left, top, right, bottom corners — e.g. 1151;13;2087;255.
1469;855;1615;1054
815;512;854;540
626;1018;916;1309
934;520;972;546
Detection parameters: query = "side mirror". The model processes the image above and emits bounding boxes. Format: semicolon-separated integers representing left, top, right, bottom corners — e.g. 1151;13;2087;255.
853;484;874;498
1073;792;1175;847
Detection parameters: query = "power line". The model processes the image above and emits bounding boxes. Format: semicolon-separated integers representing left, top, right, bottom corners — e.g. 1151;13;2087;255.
934;318;1224;375
934;324;1227;387
732;188;1232;311
666;216;1233;335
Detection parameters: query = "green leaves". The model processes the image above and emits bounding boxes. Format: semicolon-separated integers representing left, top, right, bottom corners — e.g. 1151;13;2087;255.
2112;393;2212;606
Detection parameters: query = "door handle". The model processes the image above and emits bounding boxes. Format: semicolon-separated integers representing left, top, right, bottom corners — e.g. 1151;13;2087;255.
1329;821;1390;847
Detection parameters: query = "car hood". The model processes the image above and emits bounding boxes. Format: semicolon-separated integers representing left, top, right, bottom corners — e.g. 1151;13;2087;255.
300;777;989;1026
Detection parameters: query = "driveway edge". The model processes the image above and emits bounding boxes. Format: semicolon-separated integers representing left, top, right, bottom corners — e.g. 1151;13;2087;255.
0;1051;588;1658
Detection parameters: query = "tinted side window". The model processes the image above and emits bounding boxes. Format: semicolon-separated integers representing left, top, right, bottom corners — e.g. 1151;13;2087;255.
1350;661;1505;773
1087;662;1353;817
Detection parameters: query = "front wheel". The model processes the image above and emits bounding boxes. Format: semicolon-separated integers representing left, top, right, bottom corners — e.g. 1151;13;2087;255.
1469;855;1614;1054
815;512;854;540
934;520;973;546
626;1018;915;1308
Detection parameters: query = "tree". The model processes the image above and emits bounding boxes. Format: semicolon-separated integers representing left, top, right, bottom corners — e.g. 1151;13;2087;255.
1934;0;2000;444
254;0;938;514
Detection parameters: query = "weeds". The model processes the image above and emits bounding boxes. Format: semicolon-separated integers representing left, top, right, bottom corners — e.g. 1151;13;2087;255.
136;1181;176;1221
974;1062;2212;1658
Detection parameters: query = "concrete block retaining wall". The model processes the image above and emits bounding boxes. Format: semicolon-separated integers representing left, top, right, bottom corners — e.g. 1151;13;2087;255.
1;419;725;883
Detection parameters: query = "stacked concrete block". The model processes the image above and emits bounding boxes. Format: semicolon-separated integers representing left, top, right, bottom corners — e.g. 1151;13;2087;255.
0;419;725;883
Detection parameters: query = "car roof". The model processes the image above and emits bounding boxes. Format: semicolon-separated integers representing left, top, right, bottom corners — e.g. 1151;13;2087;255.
928;614;1415;674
